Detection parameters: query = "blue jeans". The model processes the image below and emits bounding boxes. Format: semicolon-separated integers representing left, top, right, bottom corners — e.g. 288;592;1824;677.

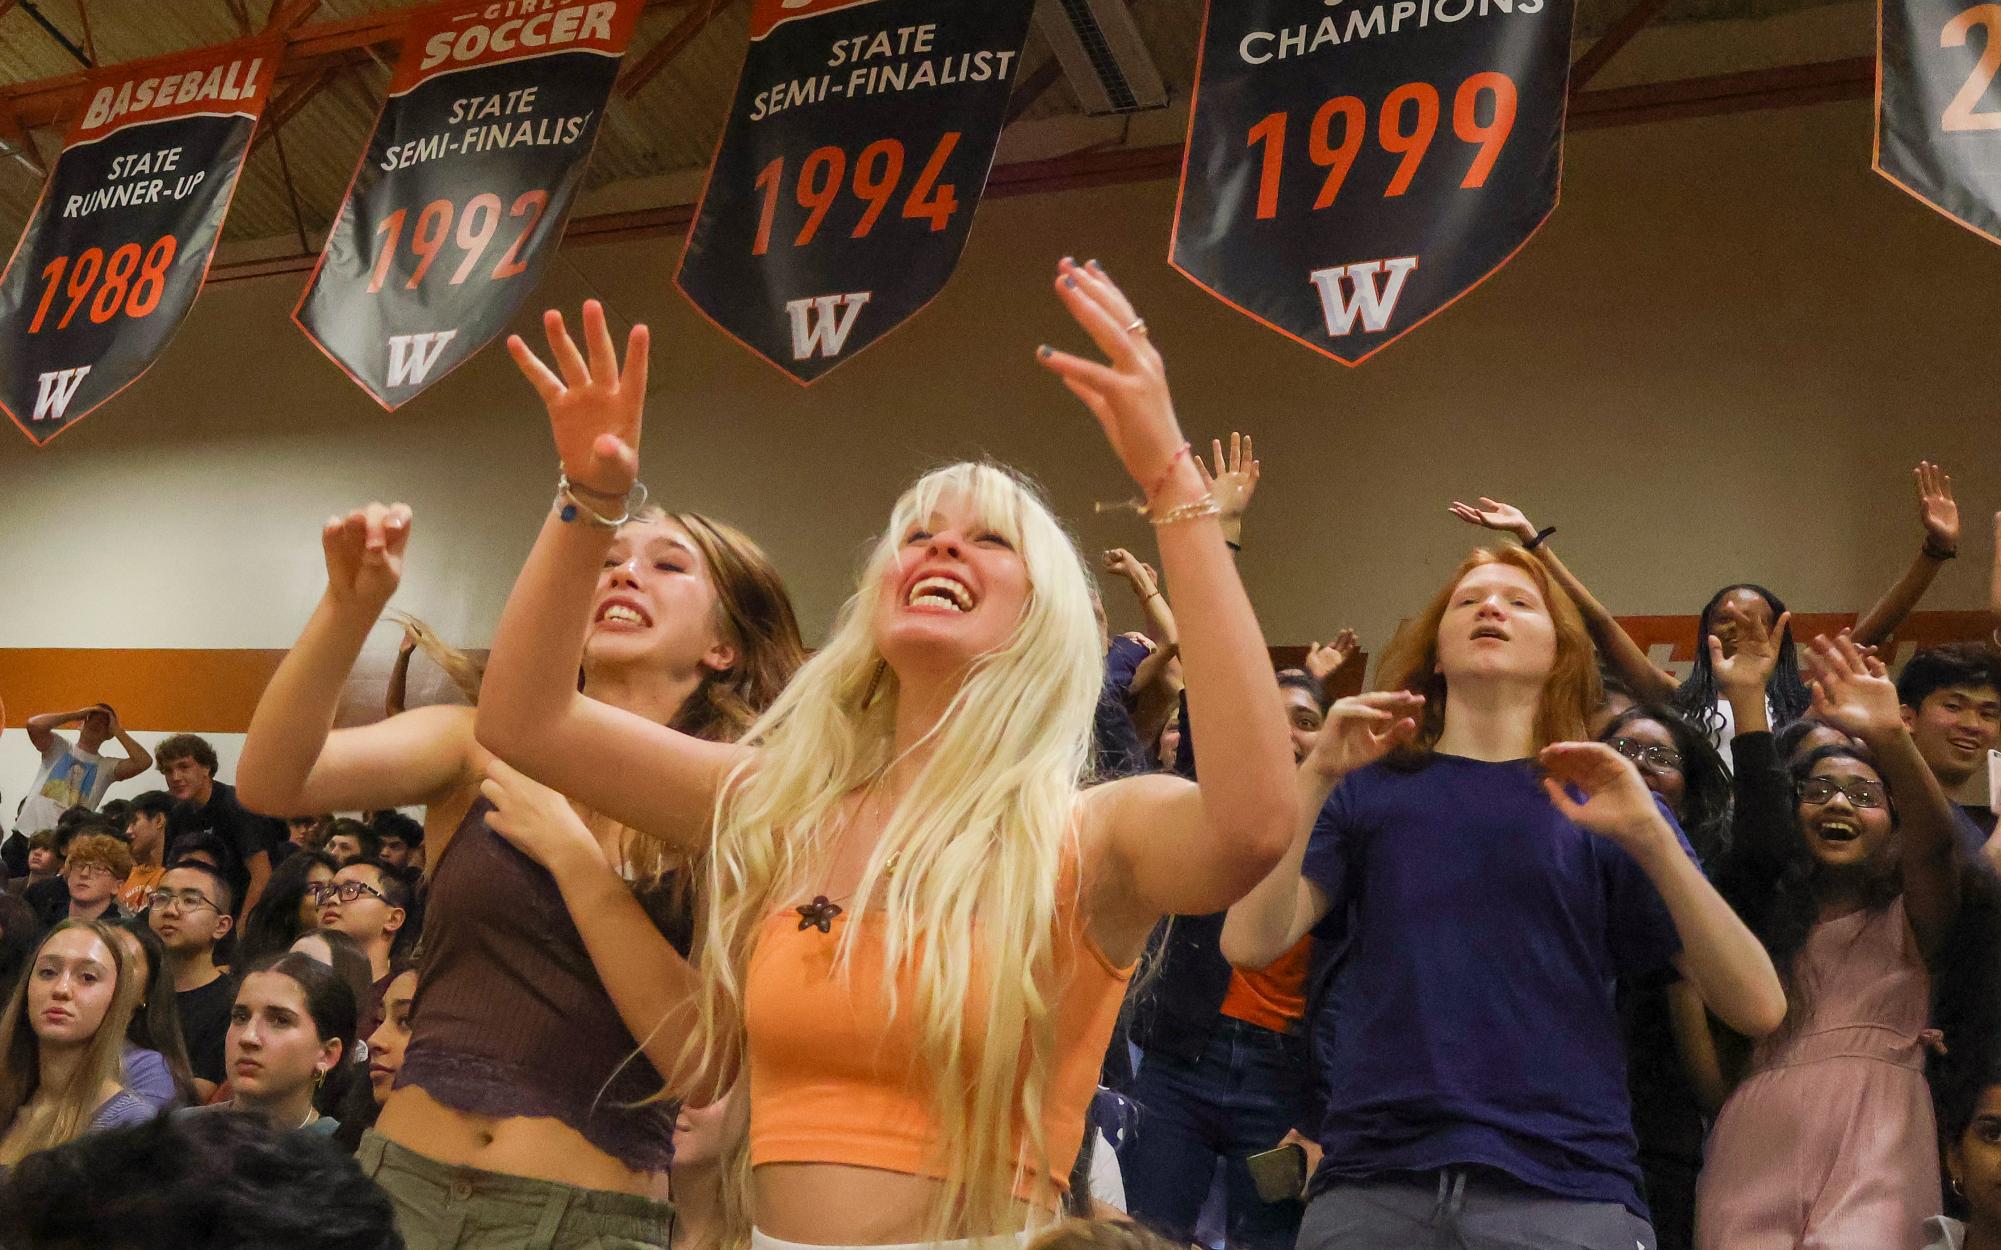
1121;1018;1307;1250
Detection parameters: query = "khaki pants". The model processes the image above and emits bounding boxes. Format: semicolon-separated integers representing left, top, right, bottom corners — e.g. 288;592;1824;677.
357;1131;673;1250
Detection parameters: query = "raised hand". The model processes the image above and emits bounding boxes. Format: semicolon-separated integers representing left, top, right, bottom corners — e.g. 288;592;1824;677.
1917;460;1959;554
1302;691;1424;782
1304;630;1360;685
1803;633;1903;743
1538;742;1669;853
1037;259;1190;499
321;502;411;609
1195;432;1261;520
480;759;606;877
1708;604;1789;698
398;623;419;658
1103;547;1155;591
1448;496;1537;544
506;300;649;497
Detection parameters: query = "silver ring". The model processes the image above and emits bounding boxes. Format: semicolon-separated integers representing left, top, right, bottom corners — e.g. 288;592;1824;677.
1126;318;1148;335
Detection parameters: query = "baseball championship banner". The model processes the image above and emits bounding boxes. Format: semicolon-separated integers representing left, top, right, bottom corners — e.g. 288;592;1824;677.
295;0;642;409
1876;0;2001;245
0;42;275;447
676;0;1035;384
1171;0;1574;365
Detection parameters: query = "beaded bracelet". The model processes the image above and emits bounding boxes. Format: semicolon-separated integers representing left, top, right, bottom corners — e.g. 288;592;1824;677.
1149;496;1222;527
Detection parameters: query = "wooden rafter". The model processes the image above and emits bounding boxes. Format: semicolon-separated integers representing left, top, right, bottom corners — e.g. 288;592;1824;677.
616;0;720;98
263;0;320;34
246;64;332;158
0;0;690;132
1570;0;1679;92
1004;56;1067;126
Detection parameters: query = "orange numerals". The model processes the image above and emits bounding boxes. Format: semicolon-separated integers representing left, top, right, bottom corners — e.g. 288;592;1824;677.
366;190;549;294
1247;73;1519;220
27;235;177;334
1941;4;2001;132
750;132;962;256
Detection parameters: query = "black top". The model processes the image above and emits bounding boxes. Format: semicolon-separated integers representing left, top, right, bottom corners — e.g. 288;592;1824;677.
167;782;281;913
177;972;238;1086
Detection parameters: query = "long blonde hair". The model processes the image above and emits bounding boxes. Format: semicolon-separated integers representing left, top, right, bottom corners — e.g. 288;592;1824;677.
1376;546;1601;756
687;463;1104;1238
0;920;146;1160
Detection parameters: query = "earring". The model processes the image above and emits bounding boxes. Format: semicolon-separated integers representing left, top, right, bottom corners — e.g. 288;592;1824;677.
1954;1173;1966;1198
312;1067;327;1091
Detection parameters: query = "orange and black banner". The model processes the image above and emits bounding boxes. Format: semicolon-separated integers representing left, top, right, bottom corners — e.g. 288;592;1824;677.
1171;0;1573;366
1876;0;2001;245
294;0;642;409
0;41;275;447
676;0;1034;385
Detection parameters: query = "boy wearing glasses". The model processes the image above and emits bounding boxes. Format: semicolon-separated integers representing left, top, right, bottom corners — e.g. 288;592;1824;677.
62;831;133;923
148;861;237;1098
317;860;411;1032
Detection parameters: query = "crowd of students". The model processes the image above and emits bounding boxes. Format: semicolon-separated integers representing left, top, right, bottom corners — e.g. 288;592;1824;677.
0;263;1996;1250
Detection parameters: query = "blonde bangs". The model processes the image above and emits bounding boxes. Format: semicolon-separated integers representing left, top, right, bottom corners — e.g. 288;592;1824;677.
684;462;1104;1240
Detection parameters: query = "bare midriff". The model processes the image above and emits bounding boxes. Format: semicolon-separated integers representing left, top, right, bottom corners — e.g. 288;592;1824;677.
751;1162;1049;1244
376;1085;671;1200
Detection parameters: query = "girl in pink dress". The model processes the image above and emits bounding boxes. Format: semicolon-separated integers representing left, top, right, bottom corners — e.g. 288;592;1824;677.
1695;630;1968;1250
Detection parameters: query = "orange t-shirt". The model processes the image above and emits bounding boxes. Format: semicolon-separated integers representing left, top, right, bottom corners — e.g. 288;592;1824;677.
118;865;165;915
1218;933;1313;1034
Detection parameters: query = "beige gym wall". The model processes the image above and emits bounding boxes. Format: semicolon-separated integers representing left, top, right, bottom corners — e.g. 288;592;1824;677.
2;25;1999;803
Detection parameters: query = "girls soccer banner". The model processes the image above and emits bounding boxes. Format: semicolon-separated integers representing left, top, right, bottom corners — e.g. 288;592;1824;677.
295;0;642;410
1171;0;1574;366
676;0;1035;385
1876;0;2001;245
0;42;275;447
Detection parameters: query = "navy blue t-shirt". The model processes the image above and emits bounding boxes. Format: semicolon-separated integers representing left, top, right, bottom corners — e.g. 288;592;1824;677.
1300;754;1693;1219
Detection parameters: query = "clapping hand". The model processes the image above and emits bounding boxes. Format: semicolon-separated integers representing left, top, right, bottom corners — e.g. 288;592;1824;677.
1449;497;1538;545
1304;631;1360;684
322;503;411;609
507;300;649;499
1301;692;1424;782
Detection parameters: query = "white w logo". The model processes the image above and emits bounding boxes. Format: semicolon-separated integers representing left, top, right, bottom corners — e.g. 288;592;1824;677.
1308;257;1419;337
386;331;459;388
31;366;90;422
785;292;872;361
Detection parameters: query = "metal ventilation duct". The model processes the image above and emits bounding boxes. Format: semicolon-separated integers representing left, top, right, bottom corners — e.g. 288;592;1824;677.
1035;0;1169;116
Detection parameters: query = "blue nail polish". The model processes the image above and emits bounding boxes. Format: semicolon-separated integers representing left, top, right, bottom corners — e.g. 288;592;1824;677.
1063;275;1077;289
1037;345;1053;359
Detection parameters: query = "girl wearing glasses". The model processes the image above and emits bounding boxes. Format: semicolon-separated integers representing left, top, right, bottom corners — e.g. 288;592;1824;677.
0;920;154;1165
1696;633;1983;1250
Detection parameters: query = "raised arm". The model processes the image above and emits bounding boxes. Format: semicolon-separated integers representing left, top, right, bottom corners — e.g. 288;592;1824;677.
1450;498;1677;703
1710;605;1797;896
1540;742;1787;1038
237;505;480;818
104;710;152;782
1853;461;1958;646
1802;633;1963;959
23;709;85;755
1303;630;1360;689
480;761;725;1101
1103;548;1178;653
1219;692;1422;968
384;625;417;719
1036;266;1295;930
473;302;745;850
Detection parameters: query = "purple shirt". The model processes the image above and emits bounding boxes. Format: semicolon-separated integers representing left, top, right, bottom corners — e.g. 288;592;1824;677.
1302;754;1692;1219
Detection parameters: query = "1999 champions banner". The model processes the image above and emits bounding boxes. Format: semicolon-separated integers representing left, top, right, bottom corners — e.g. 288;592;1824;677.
1171;0;1574;365
295;0;641;409
0;42;274;446
677;0;1035;384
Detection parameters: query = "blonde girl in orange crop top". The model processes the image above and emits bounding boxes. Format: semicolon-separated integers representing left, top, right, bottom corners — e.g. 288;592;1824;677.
475;263;1302;1247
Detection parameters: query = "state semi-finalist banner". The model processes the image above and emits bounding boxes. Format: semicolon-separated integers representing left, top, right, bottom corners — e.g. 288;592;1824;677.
1171;0;1574;366
676;0;1035;385
1876;0;2001;245
295;0;642;409
0;41;275;447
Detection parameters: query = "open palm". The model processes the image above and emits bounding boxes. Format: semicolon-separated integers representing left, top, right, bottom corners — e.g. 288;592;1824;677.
507;300;649;497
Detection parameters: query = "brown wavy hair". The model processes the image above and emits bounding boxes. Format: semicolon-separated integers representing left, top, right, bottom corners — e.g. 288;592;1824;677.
1375;546;1600;759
